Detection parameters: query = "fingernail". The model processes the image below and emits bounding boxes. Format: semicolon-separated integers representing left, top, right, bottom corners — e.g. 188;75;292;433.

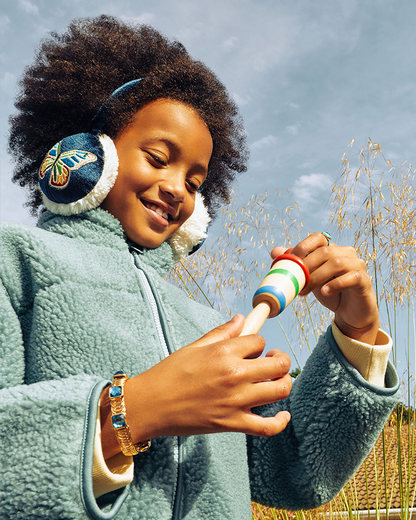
231;314;239;322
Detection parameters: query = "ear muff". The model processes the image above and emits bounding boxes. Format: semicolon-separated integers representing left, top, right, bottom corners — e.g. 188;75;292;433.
38;133;118;215
169;191;211;261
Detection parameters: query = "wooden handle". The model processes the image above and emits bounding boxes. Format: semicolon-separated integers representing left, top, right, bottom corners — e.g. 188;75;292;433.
240;302;271;336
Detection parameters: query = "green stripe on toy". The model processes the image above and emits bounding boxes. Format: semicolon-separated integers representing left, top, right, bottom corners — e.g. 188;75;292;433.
267;268;300;295
241;253;310;336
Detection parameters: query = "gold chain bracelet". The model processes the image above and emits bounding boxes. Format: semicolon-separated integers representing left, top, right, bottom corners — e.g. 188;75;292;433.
109;371;151;456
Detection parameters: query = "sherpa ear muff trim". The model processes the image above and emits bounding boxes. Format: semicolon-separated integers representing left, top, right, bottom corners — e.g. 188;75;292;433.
39;133;118;215
169;191;211;261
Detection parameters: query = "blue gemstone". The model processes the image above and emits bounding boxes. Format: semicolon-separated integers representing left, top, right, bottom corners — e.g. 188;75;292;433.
112;414;126;429
109;386;122;398
113;370;125;377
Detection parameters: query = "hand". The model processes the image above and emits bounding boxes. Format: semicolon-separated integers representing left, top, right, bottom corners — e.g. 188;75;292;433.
100;315;292;459
271;233;379;344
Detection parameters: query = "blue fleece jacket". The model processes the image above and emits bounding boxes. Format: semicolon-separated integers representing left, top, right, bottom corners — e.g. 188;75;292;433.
0;209;400;519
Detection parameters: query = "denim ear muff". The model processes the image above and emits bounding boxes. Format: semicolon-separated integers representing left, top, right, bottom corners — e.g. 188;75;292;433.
38;80;144;215
38;133;118;215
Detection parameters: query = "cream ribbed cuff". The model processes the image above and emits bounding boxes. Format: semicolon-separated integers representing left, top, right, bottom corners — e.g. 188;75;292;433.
93;403;134;499
332;320;392;387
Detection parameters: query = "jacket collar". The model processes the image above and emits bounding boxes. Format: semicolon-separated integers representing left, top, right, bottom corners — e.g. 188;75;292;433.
38;208;174;276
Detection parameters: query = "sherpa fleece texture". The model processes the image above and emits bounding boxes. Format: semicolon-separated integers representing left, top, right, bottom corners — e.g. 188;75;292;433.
0;209;400;520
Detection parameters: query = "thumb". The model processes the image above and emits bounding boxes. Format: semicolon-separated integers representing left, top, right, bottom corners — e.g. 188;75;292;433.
188;314;245;348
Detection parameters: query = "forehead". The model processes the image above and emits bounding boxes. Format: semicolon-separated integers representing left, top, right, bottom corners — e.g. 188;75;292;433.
128;99;210;137
117;99;213;163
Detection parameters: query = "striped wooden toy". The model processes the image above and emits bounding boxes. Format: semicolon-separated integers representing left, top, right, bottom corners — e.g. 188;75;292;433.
241;254;310;336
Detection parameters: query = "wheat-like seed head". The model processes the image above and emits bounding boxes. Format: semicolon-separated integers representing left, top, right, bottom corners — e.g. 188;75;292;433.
167;140;415;358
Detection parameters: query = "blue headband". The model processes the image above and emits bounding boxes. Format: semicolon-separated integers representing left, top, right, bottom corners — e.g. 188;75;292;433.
91;78;144;134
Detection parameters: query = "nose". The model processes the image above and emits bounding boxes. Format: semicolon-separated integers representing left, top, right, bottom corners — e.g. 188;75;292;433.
160;171;186;202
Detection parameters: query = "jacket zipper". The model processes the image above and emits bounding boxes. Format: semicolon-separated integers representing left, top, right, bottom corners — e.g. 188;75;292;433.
136;268;170;359
131;250;184;520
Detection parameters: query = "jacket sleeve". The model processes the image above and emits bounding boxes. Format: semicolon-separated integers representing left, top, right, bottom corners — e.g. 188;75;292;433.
246;326;401;511
0;278;129;520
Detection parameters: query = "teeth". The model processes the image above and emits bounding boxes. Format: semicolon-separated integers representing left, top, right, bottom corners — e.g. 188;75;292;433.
155;207;169;219
146;202;169;220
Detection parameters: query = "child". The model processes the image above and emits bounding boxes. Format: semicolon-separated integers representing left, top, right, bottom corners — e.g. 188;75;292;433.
1;15;400;520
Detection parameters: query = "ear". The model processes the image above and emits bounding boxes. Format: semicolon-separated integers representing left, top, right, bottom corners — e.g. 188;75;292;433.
168;192;211;261
38;133;118;215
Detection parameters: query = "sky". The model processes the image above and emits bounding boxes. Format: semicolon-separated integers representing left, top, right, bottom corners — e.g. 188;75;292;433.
0;0;415;387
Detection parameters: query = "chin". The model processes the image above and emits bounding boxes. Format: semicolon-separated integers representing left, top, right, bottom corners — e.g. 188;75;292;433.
128;233;166;249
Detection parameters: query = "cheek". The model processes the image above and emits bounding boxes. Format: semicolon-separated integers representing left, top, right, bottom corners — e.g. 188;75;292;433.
117;153;150;189
183;197;196;222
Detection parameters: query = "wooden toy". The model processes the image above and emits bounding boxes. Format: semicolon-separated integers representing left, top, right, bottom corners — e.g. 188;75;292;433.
240;254;310;336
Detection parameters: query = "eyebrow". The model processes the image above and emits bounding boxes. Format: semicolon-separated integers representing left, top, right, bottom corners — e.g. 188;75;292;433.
146;136;209;174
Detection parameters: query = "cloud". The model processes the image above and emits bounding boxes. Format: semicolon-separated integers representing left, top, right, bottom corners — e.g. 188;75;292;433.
175;23;206;46
232;92;252;106
0;72;17;97
123;12;155;25
0;13;10;36
18;0;39;15
286;122;302;135
298;159;318;170
222;36;238;51
249;22;299;72
251;134;278;151
292;173;332;204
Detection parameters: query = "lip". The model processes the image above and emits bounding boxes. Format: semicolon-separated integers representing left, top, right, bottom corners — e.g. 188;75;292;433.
141;198;177;224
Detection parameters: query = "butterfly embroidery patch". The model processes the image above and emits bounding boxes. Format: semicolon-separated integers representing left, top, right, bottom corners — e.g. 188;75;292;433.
39;141;98;188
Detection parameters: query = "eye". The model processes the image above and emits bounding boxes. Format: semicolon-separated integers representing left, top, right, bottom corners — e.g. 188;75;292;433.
186;179;200;193
147;152;167;167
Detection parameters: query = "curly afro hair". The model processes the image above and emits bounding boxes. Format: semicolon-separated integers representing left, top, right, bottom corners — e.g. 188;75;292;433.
8;15;248;219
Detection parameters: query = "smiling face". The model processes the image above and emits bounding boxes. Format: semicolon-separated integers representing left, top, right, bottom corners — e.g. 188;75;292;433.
101;99;213;248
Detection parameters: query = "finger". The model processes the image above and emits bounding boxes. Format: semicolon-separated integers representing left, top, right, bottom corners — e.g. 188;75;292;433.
241;335;267;359
320;269;370;297
246;352;291;382
265;349;292;379
301;255;364;294
298;247;360;295
246;373;293;407
270;246;286;259
189;326;267;361
189;314;245;348
305;244;357;272
244;410;291;437
289;232;329;259
265;349;283;357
